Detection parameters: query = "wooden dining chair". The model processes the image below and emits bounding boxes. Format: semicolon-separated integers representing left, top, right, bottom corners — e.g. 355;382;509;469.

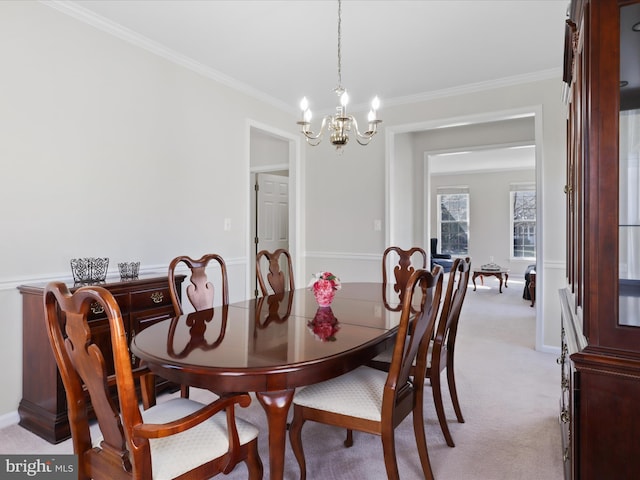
288;268;444;480
370;256;471;448
382;246;427;310
43;281;263;480
256;248;294;296
168;253;229;397
428;256;471;447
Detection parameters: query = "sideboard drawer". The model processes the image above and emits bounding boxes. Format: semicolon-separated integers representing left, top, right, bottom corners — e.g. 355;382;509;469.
130;287;172;311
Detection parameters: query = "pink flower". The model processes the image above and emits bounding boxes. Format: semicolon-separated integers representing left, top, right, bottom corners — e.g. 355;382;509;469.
309;272;341;307
308;272;342;290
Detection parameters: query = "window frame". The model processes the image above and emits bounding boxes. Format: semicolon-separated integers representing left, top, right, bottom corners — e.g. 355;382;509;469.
510;186;537;260
437;189;470;256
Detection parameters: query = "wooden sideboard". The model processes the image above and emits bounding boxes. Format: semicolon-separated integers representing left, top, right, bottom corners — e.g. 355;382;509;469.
17;274;185;444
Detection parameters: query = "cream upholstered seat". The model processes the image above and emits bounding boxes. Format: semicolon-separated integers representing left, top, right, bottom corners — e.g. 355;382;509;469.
293;366;388;421
92;397;260;480
44;281;263;480
288;268;444;480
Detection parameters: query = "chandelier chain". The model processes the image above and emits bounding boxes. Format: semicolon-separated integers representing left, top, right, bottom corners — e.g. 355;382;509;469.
336;0;342;90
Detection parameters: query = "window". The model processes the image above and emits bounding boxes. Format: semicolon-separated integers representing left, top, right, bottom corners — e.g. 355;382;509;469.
437;188;469;255
511;185;536;259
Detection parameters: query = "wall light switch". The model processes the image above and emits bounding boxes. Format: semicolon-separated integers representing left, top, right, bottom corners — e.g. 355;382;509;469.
224;218;231;231
374;219;382;231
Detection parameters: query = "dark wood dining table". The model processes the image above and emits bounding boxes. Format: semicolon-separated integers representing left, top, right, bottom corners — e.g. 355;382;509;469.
130;283;406;480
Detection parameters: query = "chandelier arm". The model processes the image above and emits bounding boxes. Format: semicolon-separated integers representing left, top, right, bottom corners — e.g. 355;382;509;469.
301;116;330;141
350;116;378;142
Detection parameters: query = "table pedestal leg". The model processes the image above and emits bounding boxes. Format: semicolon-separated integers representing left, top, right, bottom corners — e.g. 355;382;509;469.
256;389;295;480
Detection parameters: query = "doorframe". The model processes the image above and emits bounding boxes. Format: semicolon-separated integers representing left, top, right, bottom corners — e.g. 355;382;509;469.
385;105;545;350
245;119;303;299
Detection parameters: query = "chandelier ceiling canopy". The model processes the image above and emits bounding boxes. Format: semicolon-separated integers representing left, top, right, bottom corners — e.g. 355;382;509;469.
297;0;381;150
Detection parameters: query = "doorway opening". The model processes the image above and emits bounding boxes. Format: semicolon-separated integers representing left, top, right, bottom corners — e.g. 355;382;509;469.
386;106;544;350
247;121;301;298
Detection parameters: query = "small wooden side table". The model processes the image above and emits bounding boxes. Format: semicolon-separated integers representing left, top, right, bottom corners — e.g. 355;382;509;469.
472;268;509;293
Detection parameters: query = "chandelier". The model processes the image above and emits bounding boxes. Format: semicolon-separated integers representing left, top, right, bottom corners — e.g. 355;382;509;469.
297;0;381;150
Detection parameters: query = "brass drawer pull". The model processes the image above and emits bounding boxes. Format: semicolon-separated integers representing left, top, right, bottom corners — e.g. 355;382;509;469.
150;292;164;304
130;331;136;364
90;302;105;315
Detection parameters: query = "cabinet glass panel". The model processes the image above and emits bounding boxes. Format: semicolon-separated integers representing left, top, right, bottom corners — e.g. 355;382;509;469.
619;3;640;327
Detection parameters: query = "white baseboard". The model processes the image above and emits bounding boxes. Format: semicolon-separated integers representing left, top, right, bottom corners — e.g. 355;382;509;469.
0;410;19;429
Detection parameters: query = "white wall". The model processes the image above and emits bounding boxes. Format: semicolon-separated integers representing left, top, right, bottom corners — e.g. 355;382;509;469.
0;1;296;419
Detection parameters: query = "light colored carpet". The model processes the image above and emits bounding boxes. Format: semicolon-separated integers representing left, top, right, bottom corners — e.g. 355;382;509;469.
0;276;562;479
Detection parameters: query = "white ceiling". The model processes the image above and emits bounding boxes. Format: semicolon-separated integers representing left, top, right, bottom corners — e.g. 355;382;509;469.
53;0;569;114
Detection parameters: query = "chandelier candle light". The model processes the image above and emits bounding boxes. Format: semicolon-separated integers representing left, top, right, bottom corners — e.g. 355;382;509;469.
297;0;381;150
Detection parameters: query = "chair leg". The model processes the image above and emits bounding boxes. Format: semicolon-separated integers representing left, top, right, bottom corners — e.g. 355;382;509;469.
381;428;400;480
447;356;465;424
180;384;190;398
344;429;354;448
246;438;264;480
432;370;455;447
413;394;435;480
139;372;156;409
288;407;307;480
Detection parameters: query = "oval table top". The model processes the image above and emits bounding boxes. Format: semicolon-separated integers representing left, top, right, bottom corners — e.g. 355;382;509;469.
130;282;405;392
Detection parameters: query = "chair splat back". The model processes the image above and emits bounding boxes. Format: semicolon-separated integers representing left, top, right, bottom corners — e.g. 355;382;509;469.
168;254;229;316
386;267;443;409
256;249;294;296
382;246;427;309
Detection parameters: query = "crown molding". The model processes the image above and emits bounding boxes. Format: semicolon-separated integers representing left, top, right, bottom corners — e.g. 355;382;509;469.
381;68;563;109
42;0;294;114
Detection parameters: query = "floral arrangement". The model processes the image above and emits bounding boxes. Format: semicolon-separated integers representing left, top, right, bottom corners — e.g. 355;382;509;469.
308;271;341;290
307;307;340;342
308;272;341;307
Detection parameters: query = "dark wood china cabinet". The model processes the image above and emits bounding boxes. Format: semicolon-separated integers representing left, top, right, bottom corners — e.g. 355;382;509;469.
17;274;185;444
562;1;640;478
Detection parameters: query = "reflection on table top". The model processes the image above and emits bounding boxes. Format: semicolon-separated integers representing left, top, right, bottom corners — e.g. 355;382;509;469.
231;282;417;321
131;283;407;373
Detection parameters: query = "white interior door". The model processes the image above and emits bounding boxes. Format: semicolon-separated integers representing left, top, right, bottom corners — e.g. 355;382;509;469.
255;173;289;292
